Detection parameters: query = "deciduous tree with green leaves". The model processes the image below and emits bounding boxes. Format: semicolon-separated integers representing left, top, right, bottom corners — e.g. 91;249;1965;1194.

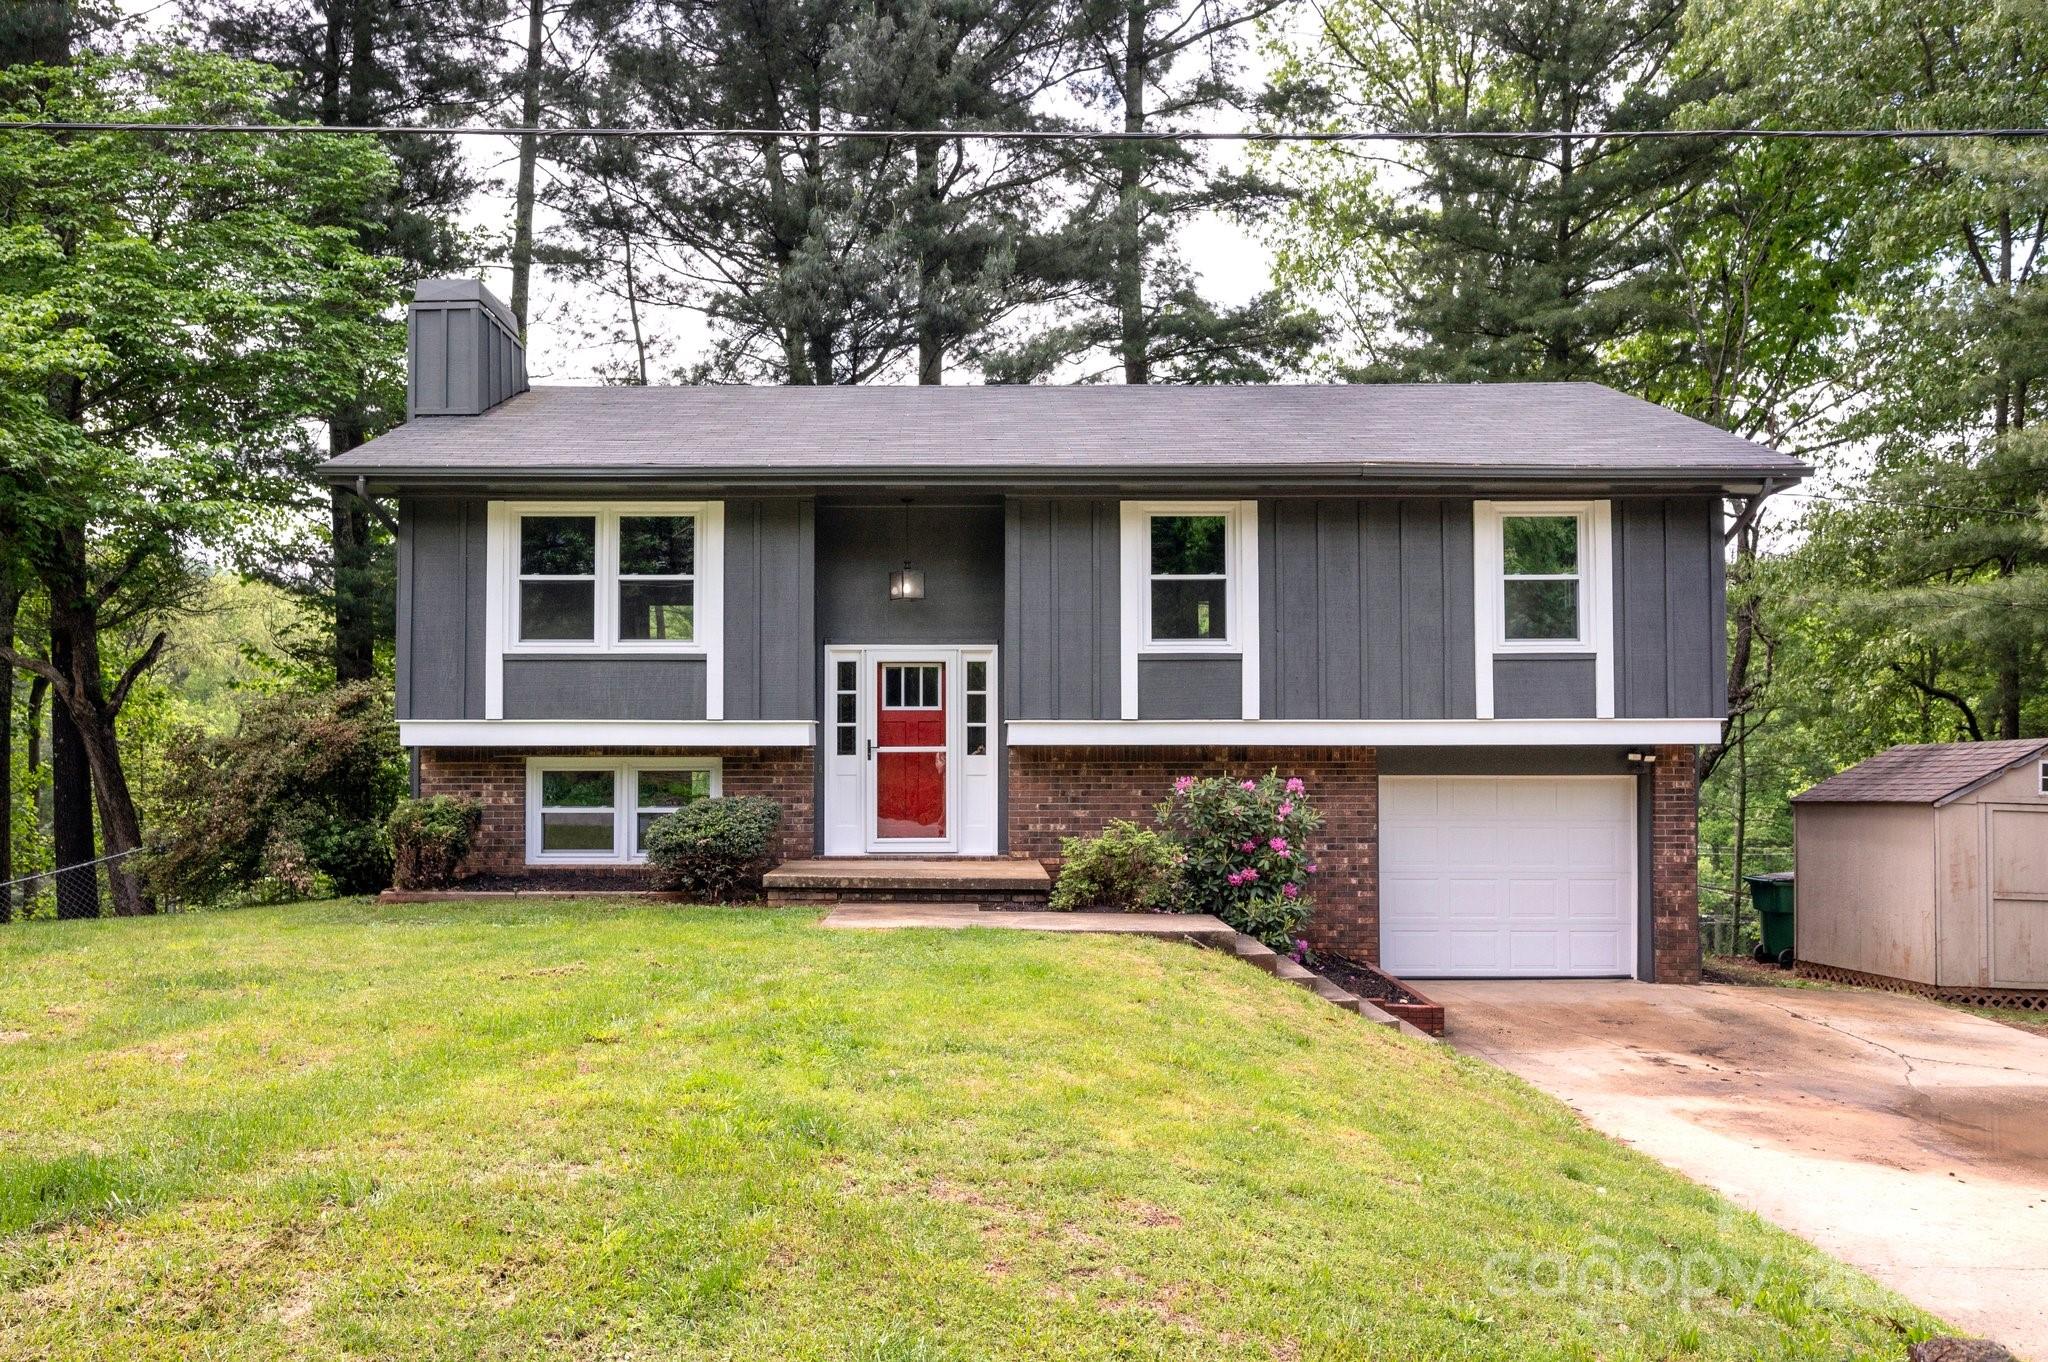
0;48;398;913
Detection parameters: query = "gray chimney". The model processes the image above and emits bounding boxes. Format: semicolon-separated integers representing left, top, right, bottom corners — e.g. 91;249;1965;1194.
407;279;529;418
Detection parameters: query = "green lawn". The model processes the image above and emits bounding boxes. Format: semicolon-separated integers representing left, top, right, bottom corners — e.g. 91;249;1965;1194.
0;901;1937;1360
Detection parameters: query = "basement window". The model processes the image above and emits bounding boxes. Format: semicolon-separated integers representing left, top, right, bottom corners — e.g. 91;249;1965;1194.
525;758;721;864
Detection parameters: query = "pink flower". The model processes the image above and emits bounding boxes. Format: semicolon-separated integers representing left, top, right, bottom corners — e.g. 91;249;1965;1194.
1239;840;1257;853
1282;882;1300;899
1173;776;1194;794
1226;871;1244;887
1268;836;1288;854
1277;802;1294;817
1285;777;1305;794
1240;779;1256;791
1242;868;1259;883
1305;863;1318;875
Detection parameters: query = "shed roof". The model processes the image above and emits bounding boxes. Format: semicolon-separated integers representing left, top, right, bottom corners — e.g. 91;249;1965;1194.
1792;739;2048;806
320;380;1808;486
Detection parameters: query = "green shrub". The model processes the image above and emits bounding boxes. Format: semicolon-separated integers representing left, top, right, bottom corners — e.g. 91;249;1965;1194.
1156;771;1324;948
642;796;782;901
1049;820;1186;912
388;795;483;889
146;682;406;904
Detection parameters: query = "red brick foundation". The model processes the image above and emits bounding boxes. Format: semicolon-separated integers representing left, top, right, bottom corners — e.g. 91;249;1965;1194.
417;747;815;882
1006;747;1381;963
1650;745;1702;984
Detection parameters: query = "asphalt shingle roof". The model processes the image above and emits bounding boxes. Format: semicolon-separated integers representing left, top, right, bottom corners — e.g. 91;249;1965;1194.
1792;739;2048;806
320;381;1807;484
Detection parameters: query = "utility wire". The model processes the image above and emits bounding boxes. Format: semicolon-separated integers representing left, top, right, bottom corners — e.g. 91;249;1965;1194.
2;120;2048;142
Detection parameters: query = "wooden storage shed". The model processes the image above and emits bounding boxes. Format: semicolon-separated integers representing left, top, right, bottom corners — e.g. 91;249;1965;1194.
1792;739;2048;1003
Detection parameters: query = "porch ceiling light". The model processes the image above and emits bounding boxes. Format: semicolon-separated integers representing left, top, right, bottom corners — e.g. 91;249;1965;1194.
889;498;924;600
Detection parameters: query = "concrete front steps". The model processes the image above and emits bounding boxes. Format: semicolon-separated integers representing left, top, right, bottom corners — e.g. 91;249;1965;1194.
763;858;1051;909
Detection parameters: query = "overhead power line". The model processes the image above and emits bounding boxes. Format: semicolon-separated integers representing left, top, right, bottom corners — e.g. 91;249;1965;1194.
2;120;2047;142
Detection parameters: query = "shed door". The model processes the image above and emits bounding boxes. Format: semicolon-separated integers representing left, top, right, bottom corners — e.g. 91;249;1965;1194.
1990;808;2048;988
1381;776;1637;978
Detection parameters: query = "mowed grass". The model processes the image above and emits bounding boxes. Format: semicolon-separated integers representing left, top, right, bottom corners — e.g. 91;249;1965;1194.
0;901;1938;1361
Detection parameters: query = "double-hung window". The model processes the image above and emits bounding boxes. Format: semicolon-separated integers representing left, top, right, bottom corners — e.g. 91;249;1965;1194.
501;503;716;653
527;758;721;863
1126;503;1245;651
1500;512;1583;644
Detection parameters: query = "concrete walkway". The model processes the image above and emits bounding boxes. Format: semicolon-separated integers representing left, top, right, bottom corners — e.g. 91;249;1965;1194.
817;902;1235;944
1433;979;2048;1357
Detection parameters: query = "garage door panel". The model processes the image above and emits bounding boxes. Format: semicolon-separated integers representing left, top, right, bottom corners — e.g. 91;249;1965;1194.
1569;930;1627;972
1506;879;1558;919
1569;878;1624;919
1380;776;1637;979
1381;823;1441;871
1566;823;1625;869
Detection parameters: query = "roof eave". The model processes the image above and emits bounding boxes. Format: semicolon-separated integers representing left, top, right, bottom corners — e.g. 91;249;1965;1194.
323;460;1810;493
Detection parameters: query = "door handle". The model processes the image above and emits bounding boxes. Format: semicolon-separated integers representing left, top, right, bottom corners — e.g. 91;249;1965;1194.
866;739;875;761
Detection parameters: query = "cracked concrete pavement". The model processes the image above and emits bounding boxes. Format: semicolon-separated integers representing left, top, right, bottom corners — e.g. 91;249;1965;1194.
1432;979;2048;1357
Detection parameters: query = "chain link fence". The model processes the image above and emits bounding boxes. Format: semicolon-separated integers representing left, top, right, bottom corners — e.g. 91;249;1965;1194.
1698;842;1794;956
0;848;153;922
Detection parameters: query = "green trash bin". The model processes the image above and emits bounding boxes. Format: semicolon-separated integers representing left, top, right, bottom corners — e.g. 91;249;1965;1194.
1744;872;1796;967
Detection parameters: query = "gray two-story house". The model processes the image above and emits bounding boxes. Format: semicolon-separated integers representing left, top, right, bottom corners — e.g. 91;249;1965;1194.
324;280;1805;983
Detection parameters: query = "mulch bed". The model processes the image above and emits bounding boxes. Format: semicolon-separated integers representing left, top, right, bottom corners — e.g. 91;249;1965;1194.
1312;954;1447;1036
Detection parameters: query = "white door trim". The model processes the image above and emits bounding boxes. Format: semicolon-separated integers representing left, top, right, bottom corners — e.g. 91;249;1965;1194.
820;645;999;857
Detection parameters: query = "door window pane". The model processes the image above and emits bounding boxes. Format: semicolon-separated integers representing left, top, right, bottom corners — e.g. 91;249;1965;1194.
1504;578;1579;640
876;751;946;838
1151;579;1227;641
619;516;694;575
619;580;694;640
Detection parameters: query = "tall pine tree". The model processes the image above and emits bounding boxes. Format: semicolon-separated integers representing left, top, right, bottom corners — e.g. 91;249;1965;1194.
1271;0;1722;381
189;0;500;679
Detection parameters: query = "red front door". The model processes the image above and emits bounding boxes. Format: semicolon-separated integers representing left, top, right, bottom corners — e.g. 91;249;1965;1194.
875;662;946;840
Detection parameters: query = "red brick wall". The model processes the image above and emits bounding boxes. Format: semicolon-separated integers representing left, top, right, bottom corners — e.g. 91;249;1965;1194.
1649;744;1702;983
1006;747;1381;961
417;747;814;881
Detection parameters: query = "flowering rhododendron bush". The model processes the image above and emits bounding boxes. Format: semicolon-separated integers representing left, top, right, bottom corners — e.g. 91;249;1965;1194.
1156;772;1324;947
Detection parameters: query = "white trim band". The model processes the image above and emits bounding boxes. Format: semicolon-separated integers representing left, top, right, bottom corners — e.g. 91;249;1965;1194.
1003;718;1724;747
401;720;815;748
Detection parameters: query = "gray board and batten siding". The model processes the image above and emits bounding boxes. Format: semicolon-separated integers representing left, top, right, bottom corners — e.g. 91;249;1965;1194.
395;494;819;723
1259;499;1479;721
406;280;528;419
400;491;1728;728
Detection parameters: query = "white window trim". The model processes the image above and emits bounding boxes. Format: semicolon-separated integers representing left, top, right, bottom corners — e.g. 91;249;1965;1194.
1119;500;1260;721
1473;500;1614;720
485;501;725;720
524;755;723;865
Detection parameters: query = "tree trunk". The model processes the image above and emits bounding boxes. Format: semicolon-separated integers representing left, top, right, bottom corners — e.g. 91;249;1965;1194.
508;0;546;337
48;626;97;919
1116;2;1149;384
0;569;17;921
915;140;944;384
38;533;152;916
330;477;376;684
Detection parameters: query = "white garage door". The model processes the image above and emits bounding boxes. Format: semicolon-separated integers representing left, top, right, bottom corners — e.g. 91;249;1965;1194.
1381;776;1637;978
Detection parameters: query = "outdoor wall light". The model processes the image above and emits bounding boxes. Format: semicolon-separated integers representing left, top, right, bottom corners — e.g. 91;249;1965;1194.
888;498;925;600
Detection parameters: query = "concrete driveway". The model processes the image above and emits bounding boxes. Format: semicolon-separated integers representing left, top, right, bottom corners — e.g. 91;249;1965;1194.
1432;979;2048;1357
